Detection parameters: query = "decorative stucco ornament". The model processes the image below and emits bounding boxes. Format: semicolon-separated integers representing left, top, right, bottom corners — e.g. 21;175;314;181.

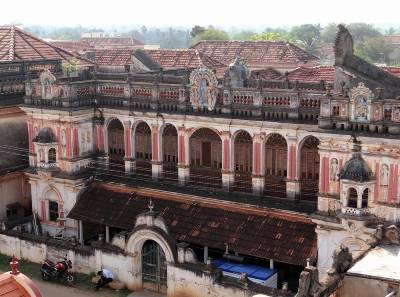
189;65;218;111
39;69;56;100
350;82;374;122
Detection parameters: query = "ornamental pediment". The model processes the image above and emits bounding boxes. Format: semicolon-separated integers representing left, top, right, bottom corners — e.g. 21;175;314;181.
189;66;218;111
350;83;374;123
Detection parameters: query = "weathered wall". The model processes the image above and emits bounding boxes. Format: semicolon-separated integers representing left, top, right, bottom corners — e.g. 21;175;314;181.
0;172;30;219
0;233;283;297
339;275;399;297
167;265;277;297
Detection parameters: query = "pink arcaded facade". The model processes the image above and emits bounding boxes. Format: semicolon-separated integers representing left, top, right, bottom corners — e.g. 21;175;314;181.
1;24;400;297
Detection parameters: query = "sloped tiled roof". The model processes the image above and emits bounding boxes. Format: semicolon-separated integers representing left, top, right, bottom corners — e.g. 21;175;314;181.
383;35;400;45
249;68;282;80
94;49;133;66
80;37;144;48
382;66;400;77
282;66;335;83
50;40;92;54
191;40;319;69
0;26;94;66
144;49;227;77
68;182;317;266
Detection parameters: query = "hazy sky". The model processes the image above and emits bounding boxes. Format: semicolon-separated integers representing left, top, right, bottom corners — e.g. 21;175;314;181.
3;0;400;28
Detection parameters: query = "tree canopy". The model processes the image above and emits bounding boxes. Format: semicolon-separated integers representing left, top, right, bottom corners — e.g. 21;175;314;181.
190;26;230;44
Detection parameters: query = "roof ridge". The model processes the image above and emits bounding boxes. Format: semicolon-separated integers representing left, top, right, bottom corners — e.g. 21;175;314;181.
8;26;15;61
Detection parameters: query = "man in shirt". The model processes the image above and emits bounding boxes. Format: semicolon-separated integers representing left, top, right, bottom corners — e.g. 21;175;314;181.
95;268;114;290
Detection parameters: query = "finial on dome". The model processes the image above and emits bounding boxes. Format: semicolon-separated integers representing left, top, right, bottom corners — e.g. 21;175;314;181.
10;256;19;275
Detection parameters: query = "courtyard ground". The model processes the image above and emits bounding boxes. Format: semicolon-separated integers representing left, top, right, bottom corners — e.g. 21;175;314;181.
0;253;162;297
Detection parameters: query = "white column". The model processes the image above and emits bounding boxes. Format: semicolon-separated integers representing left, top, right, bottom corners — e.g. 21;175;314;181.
204;246;209;264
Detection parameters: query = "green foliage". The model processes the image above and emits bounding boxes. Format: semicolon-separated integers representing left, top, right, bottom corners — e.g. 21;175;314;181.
190;25;206;38
321;23;337;43
62;59;79;76
191;26;230;44
290;24;321;55
250;32;290;42
354;36;394;63
232;30;256;40
347;23;381;42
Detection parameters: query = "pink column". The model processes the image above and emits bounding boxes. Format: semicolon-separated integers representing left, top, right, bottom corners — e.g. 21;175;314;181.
177;127;189;185
124;122;132;158
72;128;79;157
221;132;232;172
221;131;234;190
374;162;380;202
178;127;187;166
95;124;105;152
389;164;399;203
151;125;159;162
287;144;297;180
40;200;46;221
252;134;264;195
66;127;72;158
151;125;162;180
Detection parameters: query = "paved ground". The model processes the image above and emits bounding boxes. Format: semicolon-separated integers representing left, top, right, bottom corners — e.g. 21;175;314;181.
35;278;163;297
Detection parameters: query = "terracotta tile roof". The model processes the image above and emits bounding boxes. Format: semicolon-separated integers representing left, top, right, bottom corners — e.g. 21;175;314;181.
68;183;317;266
382;66;400;77
0;26;94;66
249;68;282;80
80;37;144;48
383;35;400;45
143;49;227;77
191;40;319;69
282;66;335;83
50;40;92;54
94;49;133;66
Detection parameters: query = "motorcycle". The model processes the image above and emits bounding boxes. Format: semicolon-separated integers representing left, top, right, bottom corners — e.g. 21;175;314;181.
40;258;74;285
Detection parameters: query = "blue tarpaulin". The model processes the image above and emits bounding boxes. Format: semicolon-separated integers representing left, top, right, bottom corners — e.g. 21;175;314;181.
213;259;276;281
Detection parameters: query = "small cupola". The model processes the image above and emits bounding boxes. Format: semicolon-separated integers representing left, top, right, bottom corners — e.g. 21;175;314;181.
33;127;58;169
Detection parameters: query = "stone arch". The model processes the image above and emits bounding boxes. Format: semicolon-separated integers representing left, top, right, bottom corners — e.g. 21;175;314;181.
340;237;369;257
347;187;358;208
232;130;253;193
161;124;178;174
106;118;125;164
189;127;222;188
298;135;320;201
48;148;56;163
125;228;176;291
132;121;152;175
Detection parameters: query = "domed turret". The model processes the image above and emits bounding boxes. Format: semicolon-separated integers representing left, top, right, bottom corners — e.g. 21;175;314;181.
340;154;373;182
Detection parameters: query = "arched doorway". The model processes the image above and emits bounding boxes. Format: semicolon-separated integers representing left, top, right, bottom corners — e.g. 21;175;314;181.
142;240;167;293
299;136;320;201
189;128;222;189
162;124;178;181
233;130;252;193
264;134;287;198
107;119;125;169
135;122;152;177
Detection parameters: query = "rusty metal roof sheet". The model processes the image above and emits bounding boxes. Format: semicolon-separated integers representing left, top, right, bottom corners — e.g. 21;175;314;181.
68;182;317;266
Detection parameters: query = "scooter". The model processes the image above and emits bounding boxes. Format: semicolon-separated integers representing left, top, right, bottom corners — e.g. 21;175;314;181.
40;258;74;285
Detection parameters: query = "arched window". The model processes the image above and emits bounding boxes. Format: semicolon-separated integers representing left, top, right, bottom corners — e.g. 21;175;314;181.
107;119;125;163
362;189;369;208
49;201;59;222
348;188;358;208
48;148;56;163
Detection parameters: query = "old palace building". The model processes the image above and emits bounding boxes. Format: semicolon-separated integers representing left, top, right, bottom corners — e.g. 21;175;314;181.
1;24;400;297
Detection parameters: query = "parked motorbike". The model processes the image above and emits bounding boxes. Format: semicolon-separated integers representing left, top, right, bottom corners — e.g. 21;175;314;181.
40;258;74;284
